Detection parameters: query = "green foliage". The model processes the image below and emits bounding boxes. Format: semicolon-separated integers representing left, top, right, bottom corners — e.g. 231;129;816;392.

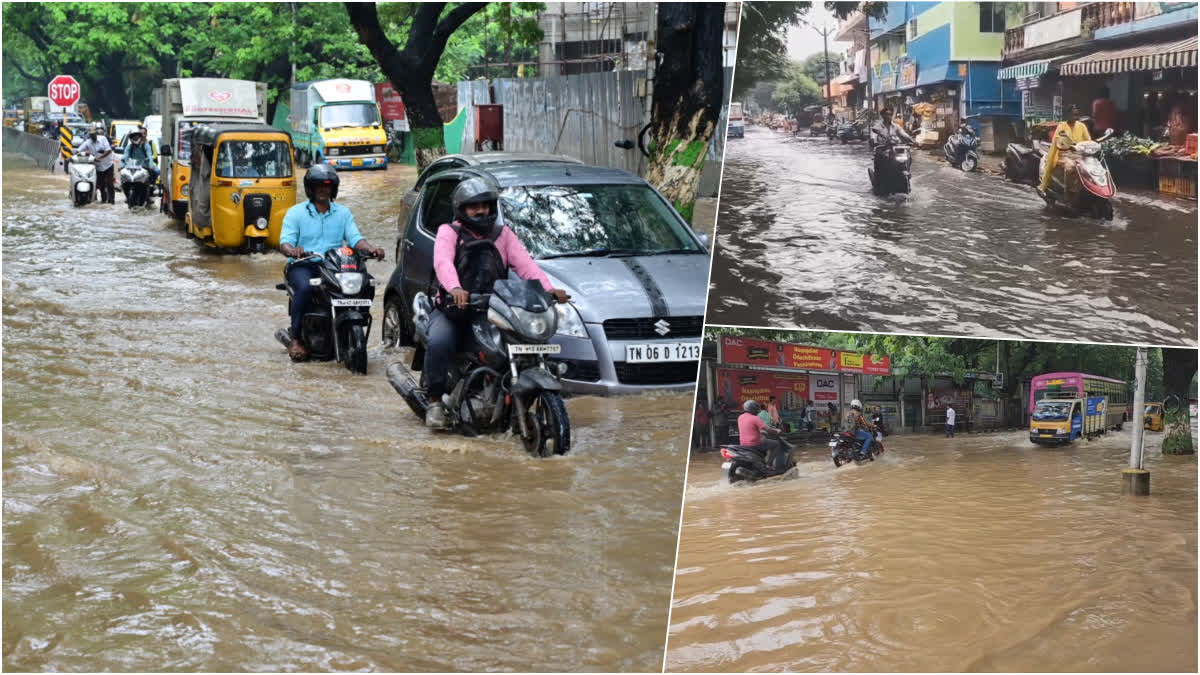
801;51;838;85
435;3;543;81
771;67;821;115
1162;406;1194;454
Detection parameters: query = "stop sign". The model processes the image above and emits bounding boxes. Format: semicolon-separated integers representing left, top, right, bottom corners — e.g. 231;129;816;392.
48;75;81;107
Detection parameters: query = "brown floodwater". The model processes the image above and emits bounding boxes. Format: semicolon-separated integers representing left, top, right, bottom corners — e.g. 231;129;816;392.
667;430;1197;672
2;153;686;671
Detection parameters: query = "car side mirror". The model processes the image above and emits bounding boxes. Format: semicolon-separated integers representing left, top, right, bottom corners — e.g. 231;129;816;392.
696;232;710;248
161;144;172;157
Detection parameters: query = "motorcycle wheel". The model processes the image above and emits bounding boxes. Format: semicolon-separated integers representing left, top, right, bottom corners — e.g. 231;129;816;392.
346;324;368;375
381;296;409;348
962;155;978;172
522;391;571;457
902;174;911;194
723;463;743;485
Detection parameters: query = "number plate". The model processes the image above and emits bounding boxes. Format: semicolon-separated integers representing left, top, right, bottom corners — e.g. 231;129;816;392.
828;440;838;447
331;298;371;307
624;341;701;363
508;344;562;355
721;462;732;469
351;158;363;167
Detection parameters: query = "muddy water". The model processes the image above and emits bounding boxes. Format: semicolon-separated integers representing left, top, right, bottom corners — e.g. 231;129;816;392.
709;126;1198;346
2;154;686;671
667;430;1197;672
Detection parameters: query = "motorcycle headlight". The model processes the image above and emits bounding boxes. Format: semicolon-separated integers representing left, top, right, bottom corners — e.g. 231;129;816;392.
254;216;269;230
510;305;557;342
555;303;588;338
335;272;364;294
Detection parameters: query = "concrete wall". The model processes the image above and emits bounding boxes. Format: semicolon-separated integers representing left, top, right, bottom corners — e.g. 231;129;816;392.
952;1;1006;61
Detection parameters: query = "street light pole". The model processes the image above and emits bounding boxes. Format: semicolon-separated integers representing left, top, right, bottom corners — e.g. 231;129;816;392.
819;24;834;116
1123;346;1150;495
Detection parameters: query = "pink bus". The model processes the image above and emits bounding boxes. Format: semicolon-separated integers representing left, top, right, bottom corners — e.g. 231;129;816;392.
1029;371;1130;430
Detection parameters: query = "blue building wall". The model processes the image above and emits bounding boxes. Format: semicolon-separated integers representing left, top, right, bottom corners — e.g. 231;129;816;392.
962;62;1020;116
906;23;952;70
869;2;940;34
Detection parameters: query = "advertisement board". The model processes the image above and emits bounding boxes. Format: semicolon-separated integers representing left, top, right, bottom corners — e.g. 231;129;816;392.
374;82;407;123
179;78;260;118
721;336;889;375
715;369;810;409
836;351;891;375
720;336;788;367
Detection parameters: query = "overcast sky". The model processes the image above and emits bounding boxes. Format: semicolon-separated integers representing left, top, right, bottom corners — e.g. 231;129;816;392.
786;4;852;63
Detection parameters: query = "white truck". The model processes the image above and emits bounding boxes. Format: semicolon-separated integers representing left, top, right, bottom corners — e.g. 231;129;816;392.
728;102;745;139
286;79;387;170
159;78;268;219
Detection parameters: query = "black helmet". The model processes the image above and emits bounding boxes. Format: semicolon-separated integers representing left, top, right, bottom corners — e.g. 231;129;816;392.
452;174;500;235
303;163;339;201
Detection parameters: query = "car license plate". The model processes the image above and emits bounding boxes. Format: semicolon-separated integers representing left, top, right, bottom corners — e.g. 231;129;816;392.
331;298;371;307
625;342;700;363
352;158;363;167
721;462;731;469
508;344;562;355
828;440;838;447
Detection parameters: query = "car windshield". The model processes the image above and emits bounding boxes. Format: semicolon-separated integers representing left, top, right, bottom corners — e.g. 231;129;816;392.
216;140;293;178
321;103;379;129
114;123;139;140
1033;401;1071;421
1145;405;1161;415
499;184;703;259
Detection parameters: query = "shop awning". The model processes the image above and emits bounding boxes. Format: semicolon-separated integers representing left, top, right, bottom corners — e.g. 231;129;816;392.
1061;35;1197;76
998;59;1054;80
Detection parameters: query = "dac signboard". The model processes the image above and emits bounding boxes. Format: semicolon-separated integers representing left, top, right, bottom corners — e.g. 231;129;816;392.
721;336;787;367
811;374;840;403
721;336;890;375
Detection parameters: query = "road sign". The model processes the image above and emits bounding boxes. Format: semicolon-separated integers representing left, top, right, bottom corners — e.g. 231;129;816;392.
48;75;81;107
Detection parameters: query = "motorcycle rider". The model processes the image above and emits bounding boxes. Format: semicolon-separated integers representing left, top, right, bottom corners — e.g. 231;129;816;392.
78;122;116;205
841;399;876;460
424;174;571;430
738;400;785;471
871;405;887;445
1039;104;1092;195
121;129;153;204
871;107;914;175
278;164;386;363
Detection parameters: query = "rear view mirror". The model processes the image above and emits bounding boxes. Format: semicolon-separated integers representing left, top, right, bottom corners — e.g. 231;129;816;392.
696;232;710;248
161;144;172;157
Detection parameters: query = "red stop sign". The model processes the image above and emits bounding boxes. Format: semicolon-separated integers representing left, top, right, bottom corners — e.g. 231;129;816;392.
48;75;81;107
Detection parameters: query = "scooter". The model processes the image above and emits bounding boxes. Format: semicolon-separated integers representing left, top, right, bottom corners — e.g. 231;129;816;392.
828;431;883;467
119;158;152;209
944;123;980;171
1003;140;1047;185
68;152;97;207
837;120;864;144
720;430;796;484
274;248;377;374
386;278;572;457
868;140;912;196
1038;128;1116;220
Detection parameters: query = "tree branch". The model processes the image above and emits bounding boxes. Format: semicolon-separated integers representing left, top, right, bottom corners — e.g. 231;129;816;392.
4;51;50;84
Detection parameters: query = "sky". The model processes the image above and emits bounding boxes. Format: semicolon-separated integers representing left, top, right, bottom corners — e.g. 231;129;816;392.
786;4;852;63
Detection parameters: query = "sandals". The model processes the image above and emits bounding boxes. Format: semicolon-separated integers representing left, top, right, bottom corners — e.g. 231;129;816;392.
288;339;309;362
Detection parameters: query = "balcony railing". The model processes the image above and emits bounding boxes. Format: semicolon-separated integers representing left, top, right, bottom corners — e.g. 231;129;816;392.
1004;2;1139;56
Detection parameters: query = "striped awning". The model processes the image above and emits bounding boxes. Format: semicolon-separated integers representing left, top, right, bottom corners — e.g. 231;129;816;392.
998;59;1055;80
1061;36;1197;76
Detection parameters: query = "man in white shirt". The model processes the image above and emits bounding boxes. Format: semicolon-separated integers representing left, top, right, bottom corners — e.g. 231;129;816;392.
945;406;956;438
78;123;116;204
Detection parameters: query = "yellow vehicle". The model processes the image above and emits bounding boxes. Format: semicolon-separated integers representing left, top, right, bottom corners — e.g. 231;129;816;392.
184;123;297;253
108;119;141;144
1029;393;1108;445
4;109;22;128
1143;402;1164;432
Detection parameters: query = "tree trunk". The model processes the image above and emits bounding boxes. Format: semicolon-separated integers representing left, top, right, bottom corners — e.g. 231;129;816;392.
1161;347;1196;401
644;3;725;224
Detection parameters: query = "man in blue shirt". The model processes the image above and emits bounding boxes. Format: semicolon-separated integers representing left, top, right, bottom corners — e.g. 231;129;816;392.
279;164;385;361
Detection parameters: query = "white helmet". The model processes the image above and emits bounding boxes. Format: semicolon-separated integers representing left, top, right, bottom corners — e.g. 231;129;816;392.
850;399;863;411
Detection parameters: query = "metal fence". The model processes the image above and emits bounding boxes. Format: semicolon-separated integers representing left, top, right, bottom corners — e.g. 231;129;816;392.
3;126;61;170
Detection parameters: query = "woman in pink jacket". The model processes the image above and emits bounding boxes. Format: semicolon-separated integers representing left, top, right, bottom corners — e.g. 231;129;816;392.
424;175;570;429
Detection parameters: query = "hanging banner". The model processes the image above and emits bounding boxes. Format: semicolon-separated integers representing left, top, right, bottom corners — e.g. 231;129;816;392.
720;336;788;367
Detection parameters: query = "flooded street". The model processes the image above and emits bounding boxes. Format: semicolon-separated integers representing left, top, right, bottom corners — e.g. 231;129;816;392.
2;154;686;671
666;430;1197;672
709;126;1197;346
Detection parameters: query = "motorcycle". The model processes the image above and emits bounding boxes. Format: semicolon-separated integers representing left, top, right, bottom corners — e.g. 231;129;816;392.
809;121;826;137
119;158;152;209
868;141;912;196
273;248;377;374
837;121;864;144
68;152;97;207
1038;128;1116;220
828;431;883;467
720;430;796;484
386;278;572;457
944;124;980;171
1003;140;1047;185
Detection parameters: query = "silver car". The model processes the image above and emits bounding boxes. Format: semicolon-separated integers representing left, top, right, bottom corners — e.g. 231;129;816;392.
382;159;710;395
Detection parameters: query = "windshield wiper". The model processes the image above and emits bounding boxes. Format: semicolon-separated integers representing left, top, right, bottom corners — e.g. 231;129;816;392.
640;247;702;255
538;248;642;259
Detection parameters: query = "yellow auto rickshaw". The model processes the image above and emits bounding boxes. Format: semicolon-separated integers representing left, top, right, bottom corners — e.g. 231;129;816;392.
185;123;297;252
1143;402;1164;432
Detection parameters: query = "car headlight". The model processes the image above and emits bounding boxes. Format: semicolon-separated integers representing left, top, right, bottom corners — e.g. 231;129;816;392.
328;147;340;156
373;145;384;154
555;303;588;338
511;306;557;342
255;216;268;231
336;272;364;294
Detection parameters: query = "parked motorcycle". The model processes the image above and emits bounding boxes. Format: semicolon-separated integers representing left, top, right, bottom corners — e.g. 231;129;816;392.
119;158;153;209
1003;140;1047;185
837;120;864;144
1038;128;1116;220
868;141;912;196
944;123;980;171
386;278;572;457
828;431;883;467
273;248;377;374
809;121;826;137
68;152;97;207
720;430;796;484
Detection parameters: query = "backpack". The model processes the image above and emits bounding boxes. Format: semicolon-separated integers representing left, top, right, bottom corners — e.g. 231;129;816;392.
434;223;507;318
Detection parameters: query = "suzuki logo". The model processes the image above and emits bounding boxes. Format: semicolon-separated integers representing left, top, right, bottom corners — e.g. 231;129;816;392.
209;90;232;103
654;319;671;336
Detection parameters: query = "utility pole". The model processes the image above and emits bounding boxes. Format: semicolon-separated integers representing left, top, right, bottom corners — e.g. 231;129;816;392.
1124;347;1151;495
818;24;835;117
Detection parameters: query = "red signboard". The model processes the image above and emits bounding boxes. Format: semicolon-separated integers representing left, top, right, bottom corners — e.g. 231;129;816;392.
786;344;838;370
374;82;406;122
720;336;788;367
721;335;889;375
48;75;81;107
716;369;809;408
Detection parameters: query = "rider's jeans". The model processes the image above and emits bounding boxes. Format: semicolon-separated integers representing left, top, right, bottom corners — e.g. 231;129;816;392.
423;309;472;401
286;264;319;340
855;429;873;456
